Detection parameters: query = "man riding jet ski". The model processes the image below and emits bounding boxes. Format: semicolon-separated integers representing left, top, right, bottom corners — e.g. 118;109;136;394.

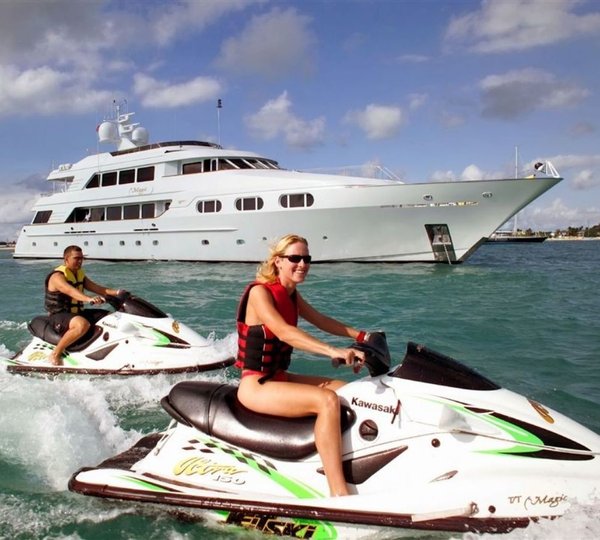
69;333;600;536
2;290;234;375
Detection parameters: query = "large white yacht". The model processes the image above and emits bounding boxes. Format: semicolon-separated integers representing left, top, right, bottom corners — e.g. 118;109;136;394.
14;108;561;263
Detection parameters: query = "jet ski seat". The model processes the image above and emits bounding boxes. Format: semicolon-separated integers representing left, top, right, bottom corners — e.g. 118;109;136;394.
162;381;356;461
27;312;107;351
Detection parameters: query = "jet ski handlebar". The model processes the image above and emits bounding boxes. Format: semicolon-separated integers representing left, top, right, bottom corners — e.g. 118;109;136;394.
332;331;392;377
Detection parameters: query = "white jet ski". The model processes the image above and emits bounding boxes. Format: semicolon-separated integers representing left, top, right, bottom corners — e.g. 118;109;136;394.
2;291;233;375
69;334;600;536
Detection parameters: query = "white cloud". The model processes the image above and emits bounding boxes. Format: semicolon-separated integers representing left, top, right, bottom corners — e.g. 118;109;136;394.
0;65;114;117
528;154;600;192
345;104;405;140
153;0;263;46
398;54;430;63
408;93;428;110
429;164;501;182
0;188;40;241
445;0;600;53
571;169;600;190
439;110;466;128
133;74;222;108
245;91;325;150
217;7;316;77
524;197;600;230
479;68;589;119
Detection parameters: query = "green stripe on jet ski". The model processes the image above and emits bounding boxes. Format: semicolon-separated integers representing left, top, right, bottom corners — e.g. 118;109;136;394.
439;401;545;455
201;436;325;499
476;412;544;454
150;329;171;346
119;474;174;493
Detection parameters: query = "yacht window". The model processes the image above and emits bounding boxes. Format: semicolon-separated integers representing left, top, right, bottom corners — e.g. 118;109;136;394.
102;172;117;187
218;159;236;171
90;207;105;221
226;158;248;169
119;169;135;184
137;166;155;182
87;174;100;189
65;208;88;223
106;206;122;221
123;204;140;220
32;210;52;224
280;193;314;208
197;200;222;213
183;161;204;174
235;197;264;211
141;203;155;219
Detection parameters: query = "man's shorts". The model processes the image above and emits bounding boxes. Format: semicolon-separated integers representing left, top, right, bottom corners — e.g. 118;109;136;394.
48;309;108;335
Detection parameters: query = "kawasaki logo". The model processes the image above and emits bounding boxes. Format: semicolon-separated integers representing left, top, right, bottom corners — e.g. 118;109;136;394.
351;396;396;413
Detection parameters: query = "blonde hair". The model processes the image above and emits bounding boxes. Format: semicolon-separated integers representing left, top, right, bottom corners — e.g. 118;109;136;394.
256;234;309;283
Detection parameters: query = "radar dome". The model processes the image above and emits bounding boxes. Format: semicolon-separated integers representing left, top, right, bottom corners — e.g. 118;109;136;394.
97;121;119;144
132;126;149;146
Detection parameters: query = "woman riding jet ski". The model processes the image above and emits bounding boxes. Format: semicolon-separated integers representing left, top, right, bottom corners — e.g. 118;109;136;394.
2;290;234;375
69;333;600;536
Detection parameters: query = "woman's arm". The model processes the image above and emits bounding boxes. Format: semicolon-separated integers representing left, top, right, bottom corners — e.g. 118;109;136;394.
297;293;361;340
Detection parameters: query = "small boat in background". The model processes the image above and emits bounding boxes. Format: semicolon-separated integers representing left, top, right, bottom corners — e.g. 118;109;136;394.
487;231;547;243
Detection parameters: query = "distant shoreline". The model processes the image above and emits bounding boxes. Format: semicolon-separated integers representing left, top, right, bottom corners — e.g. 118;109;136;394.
547;237;600;241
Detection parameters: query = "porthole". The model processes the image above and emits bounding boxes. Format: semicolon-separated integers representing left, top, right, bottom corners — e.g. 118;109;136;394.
53;241;58;246
135;240;141;246
83;241;89;246
482;192;493;198
152;240;159;246
119;240;125;246
236;239;245;245
98;241;103;246
423;194;433;201
201;240;209;245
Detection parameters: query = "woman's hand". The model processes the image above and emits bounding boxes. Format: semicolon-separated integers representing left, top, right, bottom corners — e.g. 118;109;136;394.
330;346;366;373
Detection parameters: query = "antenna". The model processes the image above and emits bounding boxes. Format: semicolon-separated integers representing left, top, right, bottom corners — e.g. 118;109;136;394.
216;98;223;146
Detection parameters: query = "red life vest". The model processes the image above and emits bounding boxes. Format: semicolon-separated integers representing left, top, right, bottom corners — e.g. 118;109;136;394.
236;281;298;380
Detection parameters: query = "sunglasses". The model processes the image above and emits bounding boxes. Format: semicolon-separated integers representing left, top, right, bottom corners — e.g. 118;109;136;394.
281;254;312;264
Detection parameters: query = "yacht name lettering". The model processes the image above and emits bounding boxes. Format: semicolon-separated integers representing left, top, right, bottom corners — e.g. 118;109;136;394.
351;397;395;413
174;457;245;477
129;186;149;195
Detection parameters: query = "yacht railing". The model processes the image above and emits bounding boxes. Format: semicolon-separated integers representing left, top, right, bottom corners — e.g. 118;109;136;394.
301;164;403;182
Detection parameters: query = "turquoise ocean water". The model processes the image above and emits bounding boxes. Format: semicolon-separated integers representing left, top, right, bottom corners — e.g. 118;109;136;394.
1;241;599;539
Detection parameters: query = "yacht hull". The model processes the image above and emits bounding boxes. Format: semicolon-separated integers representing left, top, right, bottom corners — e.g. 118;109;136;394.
14;175;560;263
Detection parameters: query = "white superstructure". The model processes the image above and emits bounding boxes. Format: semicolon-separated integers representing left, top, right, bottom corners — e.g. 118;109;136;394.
14;108;562;263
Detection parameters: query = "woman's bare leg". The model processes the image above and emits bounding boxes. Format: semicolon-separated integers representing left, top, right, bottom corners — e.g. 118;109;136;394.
237;375;349;496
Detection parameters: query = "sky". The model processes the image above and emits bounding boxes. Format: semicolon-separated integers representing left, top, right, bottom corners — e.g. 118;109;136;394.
1;0;599;241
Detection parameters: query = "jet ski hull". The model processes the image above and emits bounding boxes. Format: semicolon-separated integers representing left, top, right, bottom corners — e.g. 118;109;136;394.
69;342;600;536
1;293;234;375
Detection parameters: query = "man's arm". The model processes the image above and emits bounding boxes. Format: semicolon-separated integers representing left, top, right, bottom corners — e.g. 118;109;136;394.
83;276;119;297
48;273;97;303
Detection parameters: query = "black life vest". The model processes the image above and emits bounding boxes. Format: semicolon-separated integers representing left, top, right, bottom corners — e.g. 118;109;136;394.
236;281;298;380
44;265;86;315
